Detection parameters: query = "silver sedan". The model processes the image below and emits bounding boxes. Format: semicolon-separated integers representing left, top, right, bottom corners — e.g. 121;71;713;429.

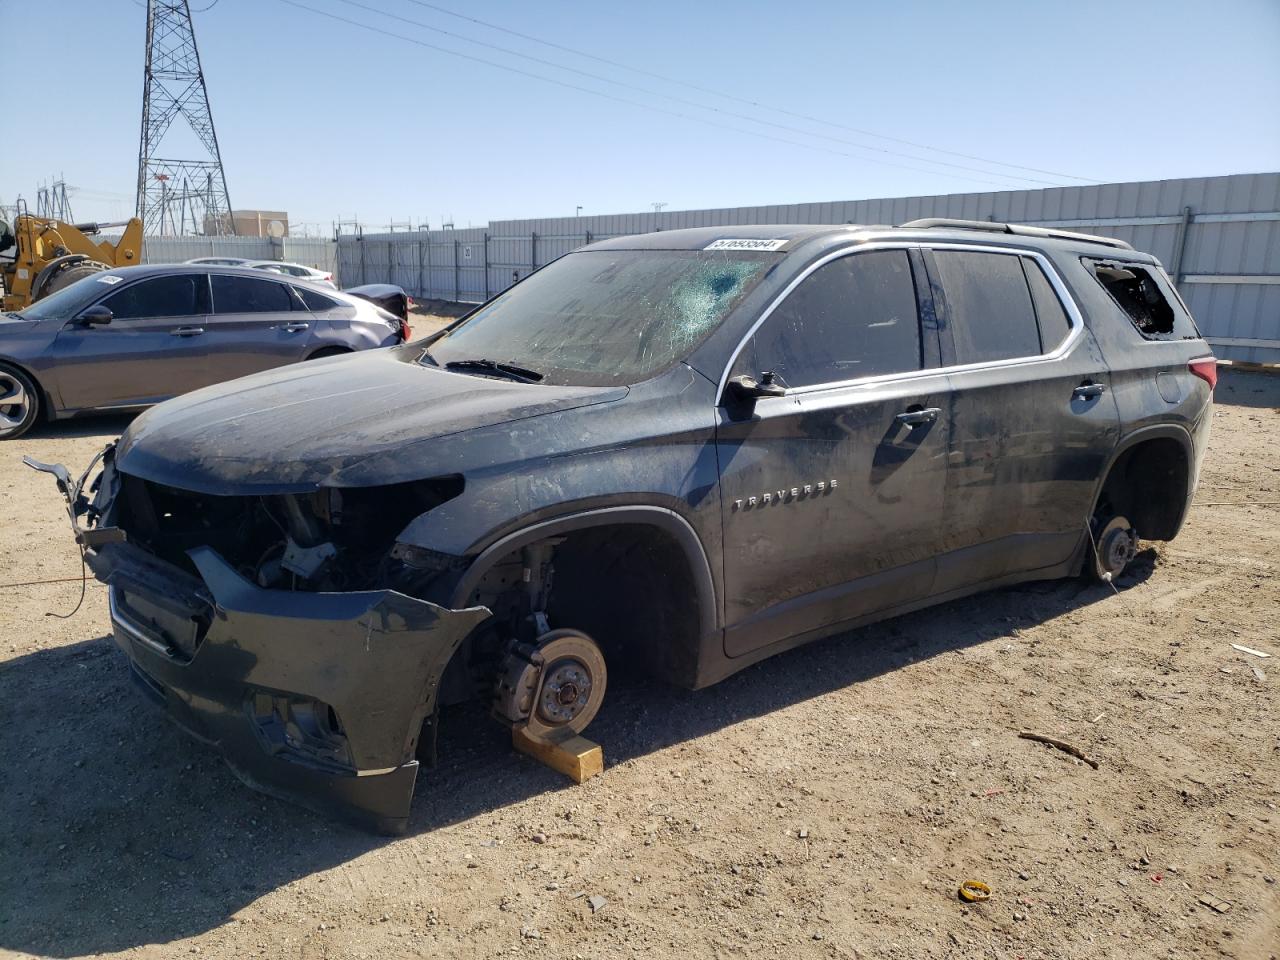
184;257;338;288
0;264;405;439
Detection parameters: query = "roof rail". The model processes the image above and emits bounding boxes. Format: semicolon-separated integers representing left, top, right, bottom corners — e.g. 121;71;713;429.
897;217;1133;250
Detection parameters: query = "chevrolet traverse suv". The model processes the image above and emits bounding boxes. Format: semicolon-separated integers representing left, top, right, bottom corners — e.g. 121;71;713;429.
35;220;1215;831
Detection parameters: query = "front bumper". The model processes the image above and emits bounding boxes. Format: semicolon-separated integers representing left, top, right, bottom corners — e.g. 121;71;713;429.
31;445;489;834
98;542;488;833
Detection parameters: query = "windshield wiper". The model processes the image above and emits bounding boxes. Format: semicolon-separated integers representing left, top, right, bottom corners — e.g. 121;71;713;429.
443;358;544;383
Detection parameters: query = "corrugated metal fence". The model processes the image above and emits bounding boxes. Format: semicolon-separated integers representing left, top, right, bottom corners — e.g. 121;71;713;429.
142;235;338;276
335;172;1280;364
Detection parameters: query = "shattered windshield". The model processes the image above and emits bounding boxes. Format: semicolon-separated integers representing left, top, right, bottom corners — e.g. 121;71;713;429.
423;249;779;386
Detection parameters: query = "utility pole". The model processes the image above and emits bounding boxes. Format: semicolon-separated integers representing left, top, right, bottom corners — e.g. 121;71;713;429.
137;0;234;236
651;202;667;213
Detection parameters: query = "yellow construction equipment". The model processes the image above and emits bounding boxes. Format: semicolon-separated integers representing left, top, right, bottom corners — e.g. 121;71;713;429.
0;208;143;311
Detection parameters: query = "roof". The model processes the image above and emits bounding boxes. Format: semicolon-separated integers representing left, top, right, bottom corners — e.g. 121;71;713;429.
101;263;306;279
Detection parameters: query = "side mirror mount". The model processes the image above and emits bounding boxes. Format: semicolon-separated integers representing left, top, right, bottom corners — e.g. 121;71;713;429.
77;304;113;325
726;371;787;404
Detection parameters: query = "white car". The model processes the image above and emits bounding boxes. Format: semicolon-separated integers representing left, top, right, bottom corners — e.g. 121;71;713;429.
184;257;337;288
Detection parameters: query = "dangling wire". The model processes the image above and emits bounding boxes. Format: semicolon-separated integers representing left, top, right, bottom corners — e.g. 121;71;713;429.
45;545;89;620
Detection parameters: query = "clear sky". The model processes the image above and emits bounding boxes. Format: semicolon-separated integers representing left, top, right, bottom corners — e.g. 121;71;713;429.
3;0;1278;231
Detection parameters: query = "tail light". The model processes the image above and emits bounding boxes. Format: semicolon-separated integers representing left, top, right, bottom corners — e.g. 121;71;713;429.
1189;357;1218;390
399;318;411;342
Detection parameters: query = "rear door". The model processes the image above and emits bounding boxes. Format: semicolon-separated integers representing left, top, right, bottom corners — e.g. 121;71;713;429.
49;273;210;410
716;246;950;657
205;272;316;379
925;246;1120;592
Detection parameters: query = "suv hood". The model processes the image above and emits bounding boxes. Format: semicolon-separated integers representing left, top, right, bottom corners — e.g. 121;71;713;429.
116;347;627;494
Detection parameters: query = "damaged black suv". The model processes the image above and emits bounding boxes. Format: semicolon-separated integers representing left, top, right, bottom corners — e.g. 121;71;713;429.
34;221;1216;832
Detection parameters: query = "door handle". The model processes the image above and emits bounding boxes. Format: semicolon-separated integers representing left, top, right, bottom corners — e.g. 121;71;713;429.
281;322;310;333
895;406;940;427
1073;382;1106;400
170;326;204;337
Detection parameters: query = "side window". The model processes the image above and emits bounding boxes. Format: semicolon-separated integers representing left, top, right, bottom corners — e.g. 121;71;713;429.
741;249;921;388
932;251;1040;363
212;274;295;314
101;274;200;320
1022;257;1072;352
293;286;340;311
1083;258;1197;341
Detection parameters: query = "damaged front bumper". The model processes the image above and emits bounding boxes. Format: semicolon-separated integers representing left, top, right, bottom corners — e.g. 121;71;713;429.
27;445;489;834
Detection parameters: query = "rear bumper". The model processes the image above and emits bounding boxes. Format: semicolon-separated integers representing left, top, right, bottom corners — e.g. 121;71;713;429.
92;540;488;834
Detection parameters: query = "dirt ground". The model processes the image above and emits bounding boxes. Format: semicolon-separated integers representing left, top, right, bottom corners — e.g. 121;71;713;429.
1;348;1277;960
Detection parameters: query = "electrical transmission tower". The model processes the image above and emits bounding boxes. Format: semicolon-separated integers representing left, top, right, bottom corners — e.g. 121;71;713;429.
136;1;233;236
36;178;75;222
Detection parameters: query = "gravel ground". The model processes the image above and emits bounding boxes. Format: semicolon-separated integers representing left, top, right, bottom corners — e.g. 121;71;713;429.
0;351;1276;960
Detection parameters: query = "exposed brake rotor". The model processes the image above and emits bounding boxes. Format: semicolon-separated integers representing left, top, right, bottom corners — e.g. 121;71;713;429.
1093;515;1138;580
493;628;607;740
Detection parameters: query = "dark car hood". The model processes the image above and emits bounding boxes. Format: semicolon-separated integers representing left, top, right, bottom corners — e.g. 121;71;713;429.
116;347;627;494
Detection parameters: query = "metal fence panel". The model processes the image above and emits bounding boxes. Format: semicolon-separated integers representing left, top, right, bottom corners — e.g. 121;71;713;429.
281;237;337;275
142;236;337;279
142;235;273;263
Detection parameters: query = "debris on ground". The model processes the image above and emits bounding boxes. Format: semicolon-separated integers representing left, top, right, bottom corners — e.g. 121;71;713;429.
958;880;991;902
1197;892;1232;913
1017;731;1101;769
587;895;608;914
1229;643;1271;658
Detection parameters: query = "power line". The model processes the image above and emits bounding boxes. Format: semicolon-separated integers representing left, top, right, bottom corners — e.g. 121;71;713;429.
397;0;1100;184
275;0;1047;191
334;0;1059;188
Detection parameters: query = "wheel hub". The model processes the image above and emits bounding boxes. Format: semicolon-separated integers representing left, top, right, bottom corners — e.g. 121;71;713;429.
493;629;607;740
538;660;593;725
1093;515;1138;579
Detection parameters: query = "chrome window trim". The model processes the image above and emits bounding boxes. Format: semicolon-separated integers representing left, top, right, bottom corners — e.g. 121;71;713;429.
716;241;1085;401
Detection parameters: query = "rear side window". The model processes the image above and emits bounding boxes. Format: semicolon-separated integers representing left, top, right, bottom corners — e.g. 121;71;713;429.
742;249;921;388
1022;258;1072;352
102;274;201;319
932;251;1040;364
293;286;341;311
1084;259;1197;341
212;274;294;314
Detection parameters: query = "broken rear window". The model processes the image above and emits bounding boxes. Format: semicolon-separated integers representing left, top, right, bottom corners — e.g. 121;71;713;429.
422;249;779;386
1083;258;1198;341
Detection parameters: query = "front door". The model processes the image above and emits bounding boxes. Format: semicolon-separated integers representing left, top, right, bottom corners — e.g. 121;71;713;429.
205;273;316;380
923;246;1121;593
49;273;210;411
716;247;950;658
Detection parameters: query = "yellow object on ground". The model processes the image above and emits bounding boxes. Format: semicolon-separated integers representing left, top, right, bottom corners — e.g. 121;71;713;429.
512;726;604;784
958;880;992;902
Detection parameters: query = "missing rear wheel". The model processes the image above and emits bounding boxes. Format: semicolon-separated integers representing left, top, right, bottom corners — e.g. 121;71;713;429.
1089;514;1138;582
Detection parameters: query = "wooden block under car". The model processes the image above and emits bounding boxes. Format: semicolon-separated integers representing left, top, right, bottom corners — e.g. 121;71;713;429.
512;727;604;783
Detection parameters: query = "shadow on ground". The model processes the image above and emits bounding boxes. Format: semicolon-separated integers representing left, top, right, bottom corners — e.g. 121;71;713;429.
22;413;136;441
1216;366;1280;410
0;562;1153;957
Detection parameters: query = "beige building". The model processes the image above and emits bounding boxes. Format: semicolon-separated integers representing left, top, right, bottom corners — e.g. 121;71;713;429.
205;209;290;237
